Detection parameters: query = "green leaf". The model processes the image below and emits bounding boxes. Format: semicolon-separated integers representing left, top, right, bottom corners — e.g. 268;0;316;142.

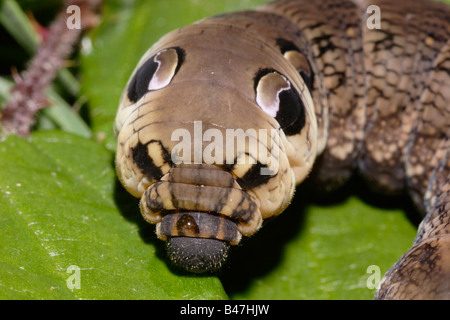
0;0;40;54
221;186;417;299
0;131;227;299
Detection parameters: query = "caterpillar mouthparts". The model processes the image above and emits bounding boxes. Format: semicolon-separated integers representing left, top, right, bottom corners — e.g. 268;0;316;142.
141;163;262;272
158;211;237;272
166;236;230;273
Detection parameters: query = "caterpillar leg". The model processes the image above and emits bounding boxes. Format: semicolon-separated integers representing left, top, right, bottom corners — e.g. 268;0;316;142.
375;189;450;299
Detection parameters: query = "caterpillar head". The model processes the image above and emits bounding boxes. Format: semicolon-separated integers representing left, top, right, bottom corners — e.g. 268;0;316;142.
114;12;317;272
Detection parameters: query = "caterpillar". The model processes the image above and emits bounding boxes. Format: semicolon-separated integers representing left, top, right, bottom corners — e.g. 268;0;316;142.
114;0;450;299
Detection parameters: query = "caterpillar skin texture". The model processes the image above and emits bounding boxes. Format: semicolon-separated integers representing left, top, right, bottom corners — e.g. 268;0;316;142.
114;0;450;299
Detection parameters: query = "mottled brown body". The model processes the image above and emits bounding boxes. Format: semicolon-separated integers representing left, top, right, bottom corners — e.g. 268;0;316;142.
262;0;450;299
115;0;449;298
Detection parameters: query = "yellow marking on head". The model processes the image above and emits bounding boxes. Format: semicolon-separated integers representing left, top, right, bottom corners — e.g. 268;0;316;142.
148;142;166;167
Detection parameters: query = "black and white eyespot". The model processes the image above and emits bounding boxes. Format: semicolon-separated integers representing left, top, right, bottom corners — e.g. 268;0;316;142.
254;68;306;136
276;38;313;90
127;47;185;103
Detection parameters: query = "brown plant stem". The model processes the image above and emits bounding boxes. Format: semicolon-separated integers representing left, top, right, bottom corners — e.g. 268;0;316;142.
1;0;101;136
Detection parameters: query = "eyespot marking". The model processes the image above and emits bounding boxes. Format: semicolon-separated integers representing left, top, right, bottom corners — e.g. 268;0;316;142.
127;47;185;103
276;38;313;90
254;68;306;136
